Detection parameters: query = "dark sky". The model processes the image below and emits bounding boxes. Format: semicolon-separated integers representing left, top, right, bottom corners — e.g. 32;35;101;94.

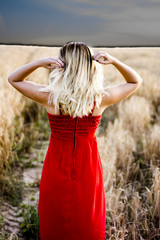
0;0;160;46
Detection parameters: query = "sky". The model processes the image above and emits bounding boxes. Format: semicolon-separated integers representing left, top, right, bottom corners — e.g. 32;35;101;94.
0;0;160;47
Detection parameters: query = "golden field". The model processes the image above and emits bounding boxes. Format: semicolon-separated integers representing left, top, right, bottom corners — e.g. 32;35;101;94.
0;45;160;239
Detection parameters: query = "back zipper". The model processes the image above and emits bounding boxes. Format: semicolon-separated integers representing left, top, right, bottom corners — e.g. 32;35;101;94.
73;118;77;151
72;118;77;175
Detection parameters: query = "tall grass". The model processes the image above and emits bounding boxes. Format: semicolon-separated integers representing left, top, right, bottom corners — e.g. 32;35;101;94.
0;45;160;238
0;45;56;205
97;47;160;239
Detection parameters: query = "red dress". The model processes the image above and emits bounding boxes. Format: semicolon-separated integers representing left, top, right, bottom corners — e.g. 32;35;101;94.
38;101;106;240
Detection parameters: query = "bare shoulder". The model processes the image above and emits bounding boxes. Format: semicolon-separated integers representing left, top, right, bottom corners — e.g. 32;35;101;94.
43;103;59;115
100;82;141;107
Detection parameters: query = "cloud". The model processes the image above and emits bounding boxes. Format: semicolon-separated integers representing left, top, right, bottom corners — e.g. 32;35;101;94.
30;0;160;22
27;0;160;46
29;0;160;39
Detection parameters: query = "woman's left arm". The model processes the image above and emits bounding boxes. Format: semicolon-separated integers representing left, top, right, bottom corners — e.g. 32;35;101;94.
8;57;64;104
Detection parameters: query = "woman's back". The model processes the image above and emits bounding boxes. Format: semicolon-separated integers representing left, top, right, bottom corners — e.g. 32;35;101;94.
44;99;106;117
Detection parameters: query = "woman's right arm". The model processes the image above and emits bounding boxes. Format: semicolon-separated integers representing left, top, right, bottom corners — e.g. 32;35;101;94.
93;51;142;106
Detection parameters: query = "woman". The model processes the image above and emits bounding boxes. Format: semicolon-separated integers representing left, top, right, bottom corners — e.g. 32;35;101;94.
8;41;142;240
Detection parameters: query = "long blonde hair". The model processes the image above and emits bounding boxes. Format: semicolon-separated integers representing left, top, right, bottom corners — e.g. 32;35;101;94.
39;41;108;118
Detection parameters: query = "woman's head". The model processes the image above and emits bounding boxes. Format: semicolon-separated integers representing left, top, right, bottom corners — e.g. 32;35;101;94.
39;41;108;118
59;41;93;72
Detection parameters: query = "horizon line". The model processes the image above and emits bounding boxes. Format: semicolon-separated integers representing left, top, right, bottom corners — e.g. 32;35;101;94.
0;43;160;48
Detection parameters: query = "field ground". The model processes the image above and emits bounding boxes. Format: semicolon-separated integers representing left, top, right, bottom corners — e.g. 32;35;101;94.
0;45;160;239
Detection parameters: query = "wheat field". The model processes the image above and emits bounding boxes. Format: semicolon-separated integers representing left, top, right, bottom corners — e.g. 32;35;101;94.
0;45;160;239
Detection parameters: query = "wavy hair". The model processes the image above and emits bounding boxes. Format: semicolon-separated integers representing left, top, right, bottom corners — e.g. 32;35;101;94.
39;41;109;118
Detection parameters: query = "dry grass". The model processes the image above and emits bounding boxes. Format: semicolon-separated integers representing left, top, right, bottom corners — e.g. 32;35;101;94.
0;45;160;239
143;124;160;163
117;95;153;139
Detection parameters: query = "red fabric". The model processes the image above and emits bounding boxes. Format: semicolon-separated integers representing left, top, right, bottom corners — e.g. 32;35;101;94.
38;101;106;240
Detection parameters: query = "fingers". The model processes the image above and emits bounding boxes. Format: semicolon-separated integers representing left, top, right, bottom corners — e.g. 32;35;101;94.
57;59;64;67
54;60;63;67
93;51;107;62
93;52;100;60
94;51;105;57
49;57;64;67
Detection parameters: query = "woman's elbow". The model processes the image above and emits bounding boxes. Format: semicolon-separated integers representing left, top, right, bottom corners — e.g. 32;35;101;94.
8;75;14;84
8;78;12;85
136;76;143;86
8;75;12;82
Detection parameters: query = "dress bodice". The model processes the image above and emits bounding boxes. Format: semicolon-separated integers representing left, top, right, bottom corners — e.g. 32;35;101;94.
47;101;102;135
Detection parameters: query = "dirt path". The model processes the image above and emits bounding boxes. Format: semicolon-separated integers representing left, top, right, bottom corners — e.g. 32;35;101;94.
0;140;49;240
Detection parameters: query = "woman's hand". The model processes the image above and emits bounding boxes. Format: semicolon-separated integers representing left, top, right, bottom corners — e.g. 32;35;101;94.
38;57;64;69
93;51;115;65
